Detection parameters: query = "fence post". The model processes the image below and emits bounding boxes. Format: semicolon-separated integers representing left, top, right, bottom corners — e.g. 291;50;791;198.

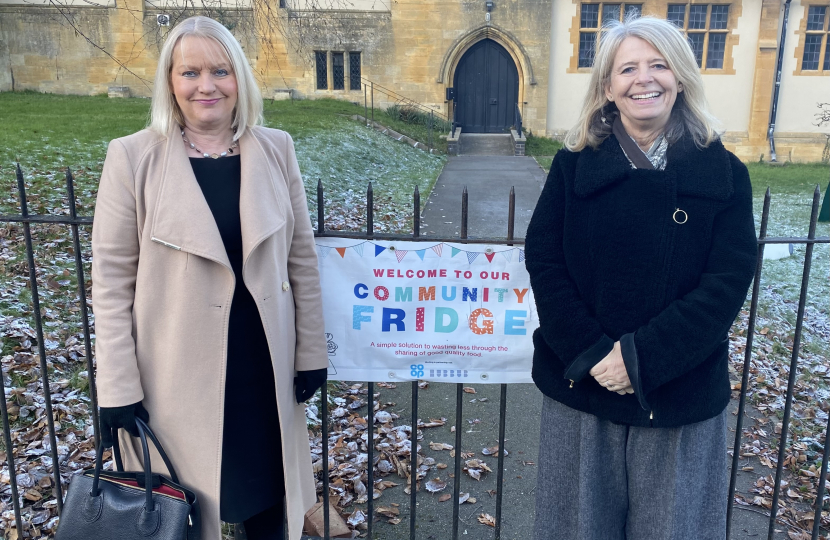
366;185;375;540
429;110;434;154
65;168;100;450
371;82;374;126
16;164;64;515
451;186;469;540
494;187;516;540
726;188;771;539
767;186;823;540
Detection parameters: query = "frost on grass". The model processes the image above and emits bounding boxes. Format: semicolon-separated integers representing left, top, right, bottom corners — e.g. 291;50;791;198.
293;121;445;234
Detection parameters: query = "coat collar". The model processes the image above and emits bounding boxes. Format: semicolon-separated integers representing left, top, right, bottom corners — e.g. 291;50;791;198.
573;134;734;201
150;125;287;270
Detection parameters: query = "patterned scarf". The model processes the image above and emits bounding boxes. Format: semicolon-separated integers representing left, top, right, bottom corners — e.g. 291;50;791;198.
612;115;668;171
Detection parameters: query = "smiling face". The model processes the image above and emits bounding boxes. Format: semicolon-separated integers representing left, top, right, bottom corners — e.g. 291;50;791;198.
605;36;681;135
170;36;238;131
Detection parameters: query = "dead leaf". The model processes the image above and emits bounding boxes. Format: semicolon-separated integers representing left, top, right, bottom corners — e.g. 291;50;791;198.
425;477;447;493
463;387;476;394
478;513;496;527
438;493;451;502
376;506;400;518
429;441;453;451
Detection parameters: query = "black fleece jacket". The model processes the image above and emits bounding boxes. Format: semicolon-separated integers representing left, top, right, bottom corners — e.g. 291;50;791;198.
525;134;757;428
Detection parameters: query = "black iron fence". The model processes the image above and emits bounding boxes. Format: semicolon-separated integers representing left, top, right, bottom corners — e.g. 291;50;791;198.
0;164;828;540
514;105;523;139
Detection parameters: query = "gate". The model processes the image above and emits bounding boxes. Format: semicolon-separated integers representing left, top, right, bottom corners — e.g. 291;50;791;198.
453;39;519;134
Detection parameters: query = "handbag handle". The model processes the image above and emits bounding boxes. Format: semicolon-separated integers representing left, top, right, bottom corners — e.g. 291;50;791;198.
91;419;181;499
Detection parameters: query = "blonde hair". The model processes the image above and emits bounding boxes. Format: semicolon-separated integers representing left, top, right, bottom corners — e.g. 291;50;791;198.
149;16;262;139
564;16;720;152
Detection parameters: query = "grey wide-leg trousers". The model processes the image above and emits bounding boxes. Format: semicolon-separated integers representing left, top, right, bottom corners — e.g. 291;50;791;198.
533;397;727;540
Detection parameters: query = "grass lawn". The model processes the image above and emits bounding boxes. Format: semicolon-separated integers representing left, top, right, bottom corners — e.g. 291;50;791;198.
524;132;562;172
0;92;446;223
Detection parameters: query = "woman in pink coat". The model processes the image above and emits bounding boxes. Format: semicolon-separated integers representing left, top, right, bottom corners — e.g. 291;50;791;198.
92;16;328;540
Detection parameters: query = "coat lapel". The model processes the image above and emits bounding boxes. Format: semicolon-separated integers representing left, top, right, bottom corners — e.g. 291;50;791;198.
573;134;734;201
239;128;287;269
150;126;231;269
573;136;631;197
150;127;288;271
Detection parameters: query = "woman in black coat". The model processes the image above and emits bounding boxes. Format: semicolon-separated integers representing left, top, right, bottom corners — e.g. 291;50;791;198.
526;17;757;540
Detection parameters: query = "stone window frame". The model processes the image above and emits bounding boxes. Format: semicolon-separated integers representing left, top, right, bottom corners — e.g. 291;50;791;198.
793;3;830;76
313;50;364;93
567;1;741;75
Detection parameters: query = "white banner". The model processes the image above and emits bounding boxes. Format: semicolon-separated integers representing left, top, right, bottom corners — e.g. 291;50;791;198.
316;238;537;384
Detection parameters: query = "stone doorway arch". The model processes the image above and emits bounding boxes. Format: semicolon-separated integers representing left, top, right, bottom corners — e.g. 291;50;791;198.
438;24;536;131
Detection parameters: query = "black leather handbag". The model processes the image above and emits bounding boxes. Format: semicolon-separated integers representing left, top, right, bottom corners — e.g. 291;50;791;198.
55;418;201;540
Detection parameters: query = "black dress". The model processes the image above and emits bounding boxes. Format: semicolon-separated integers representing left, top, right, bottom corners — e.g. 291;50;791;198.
190;156;285;524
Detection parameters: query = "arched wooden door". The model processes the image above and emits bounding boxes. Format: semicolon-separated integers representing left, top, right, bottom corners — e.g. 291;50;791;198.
453;39;519;134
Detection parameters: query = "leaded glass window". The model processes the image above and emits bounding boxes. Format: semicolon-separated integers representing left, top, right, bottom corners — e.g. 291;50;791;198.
688;5;708;29
801;5;829;72
349;52;361;91
667;5;686;27
666;4;730;69
706;33;726;69
688;33;705;67
578;32;596;68
315;51;327;90
332;52;344;90
577;2;642;68
804;34;824;70
807;6;827;31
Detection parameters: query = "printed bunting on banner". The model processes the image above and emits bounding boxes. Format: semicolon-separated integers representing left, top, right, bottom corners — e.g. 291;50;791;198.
501;250;513;263
375;245;386;257
451;247;461;258
317;246;331;259
395;250;408;263
415;250;426;260
352;243;365;257
466;251;480;264
519;249;525;263
431;244;443;257
484;252;496;263
335;247;347;258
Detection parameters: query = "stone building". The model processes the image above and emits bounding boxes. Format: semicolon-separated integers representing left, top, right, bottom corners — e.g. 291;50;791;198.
1;0;828;161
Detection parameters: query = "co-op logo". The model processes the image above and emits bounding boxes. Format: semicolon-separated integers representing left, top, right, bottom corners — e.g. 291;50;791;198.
410;364;425;377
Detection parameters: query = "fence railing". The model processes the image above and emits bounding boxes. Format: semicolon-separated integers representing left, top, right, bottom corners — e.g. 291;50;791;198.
0;164;828;540
514;104;523;139
362;79;444;154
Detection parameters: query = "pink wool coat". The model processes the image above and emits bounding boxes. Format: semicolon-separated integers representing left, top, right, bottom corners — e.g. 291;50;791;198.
91;125;328;540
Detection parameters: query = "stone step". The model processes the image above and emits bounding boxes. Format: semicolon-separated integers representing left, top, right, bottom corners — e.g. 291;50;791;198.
458;133;514;156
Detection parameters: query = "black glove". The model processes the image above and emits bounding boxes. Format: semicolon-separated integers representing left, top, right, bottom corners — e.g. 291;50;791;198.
295;368;327;404
99;402;150;448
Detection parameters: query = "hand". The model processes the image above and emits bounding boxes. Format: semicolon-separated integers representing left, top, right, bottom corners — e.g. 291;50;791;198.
99;402;150;448
589;341;632;393
295;368;327;404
